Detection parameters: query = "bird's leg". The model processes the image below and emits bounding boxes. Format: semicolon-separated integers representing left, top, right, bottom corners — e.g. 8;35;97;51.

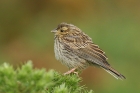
64;68;77;75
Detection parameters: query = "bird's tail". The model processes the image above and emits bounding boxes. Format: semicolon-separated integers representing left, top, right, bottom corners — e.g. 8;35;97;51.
102;66;126;80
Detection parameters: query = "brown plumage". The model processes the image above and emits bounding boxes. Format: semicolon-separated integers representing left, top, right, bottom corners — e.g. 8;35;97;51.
51;22;126;80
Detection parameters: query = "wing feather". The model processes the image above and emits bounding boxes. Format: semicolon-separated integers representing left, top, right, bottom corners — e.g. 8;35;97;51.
62;34;109;68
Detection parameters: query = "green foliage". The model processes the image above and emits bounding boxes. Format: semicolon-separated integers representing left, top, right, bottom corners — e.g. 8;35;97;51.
0;61;93;93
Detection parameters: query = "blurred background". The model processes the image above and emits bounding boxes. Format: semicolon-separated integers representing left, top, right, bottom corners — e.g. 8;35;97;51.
0;0;140;92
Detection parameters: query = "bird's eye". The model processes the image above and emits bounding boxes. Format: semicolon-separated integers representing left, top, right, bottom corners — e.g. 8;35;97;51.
60;30;64;32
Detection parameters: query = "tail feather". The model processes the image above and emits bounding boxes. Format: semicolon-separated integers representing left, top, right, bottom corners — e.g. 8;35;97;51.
102;66;126;80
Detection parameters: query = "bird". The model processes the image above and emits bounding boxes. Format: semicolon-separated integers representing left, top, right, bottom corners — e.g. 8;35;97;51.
51;22;126;80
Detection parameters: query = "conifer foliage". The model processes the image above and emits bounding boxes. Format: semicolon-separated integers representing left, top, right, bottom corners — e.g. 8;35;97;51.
0;61;93;93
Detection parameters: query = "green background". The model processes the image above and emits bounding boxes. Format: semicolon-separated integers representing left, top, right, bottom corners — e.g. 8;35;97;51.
0;0;140;92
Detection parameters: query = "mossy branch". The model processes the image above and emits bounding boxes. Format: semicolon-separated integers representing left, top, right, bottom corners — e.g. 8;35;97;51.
0;61;93;93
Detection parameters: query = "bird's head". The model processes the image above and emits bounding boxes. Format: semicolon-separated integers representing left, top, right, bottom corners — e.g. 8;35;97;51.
51;22;81;36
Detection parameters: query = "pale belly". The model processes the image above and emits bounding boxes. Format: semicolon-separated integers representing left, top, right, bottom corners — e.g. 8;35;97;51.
54;40;89;70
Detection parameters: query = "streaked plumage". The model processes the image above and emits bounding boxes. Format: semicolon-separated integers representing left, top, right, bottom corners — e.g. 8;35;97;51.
51;22;126;80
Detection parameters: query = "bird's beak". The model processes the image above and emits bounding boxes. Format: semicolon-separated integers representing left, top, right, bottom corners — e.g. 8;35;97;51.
51;29;57;33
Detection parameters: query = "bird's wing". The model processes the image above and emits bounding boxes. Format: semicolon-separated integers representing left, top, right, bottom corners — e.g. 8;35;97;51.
62;35;110;68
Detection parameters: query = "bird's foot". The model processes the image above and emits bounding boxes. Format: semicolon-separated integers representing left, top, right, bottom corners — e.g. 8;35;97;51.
64;68;78;75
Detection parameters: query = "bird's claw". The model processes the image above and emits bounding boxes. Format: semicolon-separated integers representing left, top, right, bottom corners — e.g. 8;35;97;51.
64;68;78;75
